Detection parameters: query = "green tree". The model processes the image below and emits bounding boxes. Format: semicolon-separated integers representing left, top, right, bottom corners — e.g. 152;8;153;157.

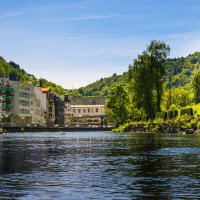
105;83;129;126
147;40;170;112
192;70;200;104
128;51;155;118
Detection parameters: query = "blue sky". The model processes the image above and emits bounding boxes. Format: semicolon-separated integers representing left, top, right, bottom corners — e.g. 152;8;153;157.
0;0;200;89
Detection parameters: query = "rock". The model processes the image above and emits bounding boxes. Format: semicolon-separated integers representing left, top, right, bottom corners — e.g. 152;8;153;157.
179;131;186;135
194;130;200;134
186;129;194;134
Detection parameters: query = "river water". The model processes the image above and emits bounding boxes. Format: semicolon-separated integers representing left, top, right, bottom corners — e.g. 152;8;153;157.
0;132;200;199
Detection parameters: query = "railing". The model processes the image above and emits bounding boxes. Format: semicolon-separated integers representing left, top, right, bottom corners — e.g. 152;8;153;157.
6;104;14;109
6;96;14;101
0;86;7;91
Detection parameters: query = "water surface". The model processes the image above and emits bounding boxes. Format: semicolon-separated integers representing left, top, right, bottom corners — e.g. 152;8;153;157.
1;132;200;199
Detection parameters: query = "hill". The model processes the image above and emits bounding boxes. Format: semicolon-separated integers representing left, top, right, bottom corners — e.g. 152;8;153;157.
69;52;200;97
1;51;200;97
0;56;67;95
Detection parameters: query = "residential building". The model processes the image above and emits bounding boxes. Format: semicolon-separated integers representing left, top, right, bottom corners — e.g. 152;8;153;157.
0;77;14;124
64;95;73;125
10;81;45;126
54;94;64;126
34;86;47;126
40;88;55;127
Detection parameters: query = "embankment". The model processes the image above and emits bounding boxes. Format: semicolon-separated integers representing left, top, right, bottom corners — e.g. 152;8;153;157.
1;127;112;133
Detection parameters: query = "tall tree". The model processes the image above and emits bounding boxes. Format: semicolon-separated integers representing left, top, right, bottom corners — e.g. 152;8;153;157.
105;83;129;126
147;40;170;112
128;51;155;118
192;70;200;104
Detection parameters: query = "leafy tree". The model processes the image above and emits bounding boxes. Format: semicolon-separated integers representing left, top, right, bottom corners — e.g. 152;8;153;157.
128;51;155;118
147;40;170;112
192;70;200;104
106;83;129;126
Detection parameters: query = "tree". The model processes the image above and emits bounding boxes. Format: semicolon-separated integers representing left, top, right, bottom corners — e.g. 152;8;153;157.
192;70;200;104
105;83;129;126
147;40;170;112
128;51;155;118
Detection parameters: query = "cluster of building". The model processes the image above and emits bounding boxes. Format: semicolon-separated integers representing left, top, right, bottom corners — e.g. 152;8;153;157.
0;77;106;127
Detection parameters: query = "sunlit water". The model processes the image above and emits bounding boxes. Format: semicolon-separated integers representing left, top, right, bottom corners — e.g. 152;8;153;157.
1;131;200;199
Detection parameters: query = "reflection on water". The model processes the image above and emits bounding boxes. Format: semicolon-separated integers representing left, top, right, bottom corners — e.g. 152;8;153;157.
1;132;200;199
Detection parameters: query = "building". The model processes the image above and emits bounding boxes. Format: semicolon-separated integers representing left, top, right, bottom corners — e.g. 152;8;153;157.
10;81;45;126
34;86;47;126
64;96;106;126
54;94;64;126
64;95;74;125
0;77;14;124
39;88;55;127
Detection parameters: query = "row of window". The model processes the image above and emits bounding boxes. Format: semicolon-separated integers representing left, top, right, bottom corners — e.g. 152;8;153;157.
19;84;31;91
73;108;99;114
19;92;31;99
20;109;30;115
19;100;30;107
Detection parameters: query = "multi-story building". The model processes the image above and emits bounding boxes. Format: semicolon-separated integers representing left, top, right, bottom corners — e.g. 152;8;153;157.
40;88;55;127
10;81;46;126
64;95;73;125
64;96;106;126
34;86;47;126
9;81;33;125
70;96;106;117
54;94;64;126
0;77;14;124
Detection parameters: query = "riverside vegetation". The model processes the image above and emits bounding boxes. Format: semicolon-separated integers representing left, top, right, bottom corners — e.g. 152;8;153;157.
104;40;200;134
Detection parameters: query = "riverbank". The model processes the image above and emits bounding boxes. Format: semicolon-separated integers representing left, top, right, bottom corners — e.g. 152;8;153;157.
113;117;200;135
1;127;112;133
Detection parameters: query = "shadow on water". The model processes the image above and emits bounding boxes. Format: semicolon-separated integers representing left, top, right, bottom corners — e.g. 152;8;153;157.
1;132;200;199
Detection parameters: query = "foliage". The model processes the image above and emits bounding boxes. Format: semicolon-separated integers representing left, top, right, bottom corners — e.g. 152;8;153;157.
105;83;129;126
128;40;170;118
0;57;67;95
192;70;200;104
36;78;67;95
68;72;128;97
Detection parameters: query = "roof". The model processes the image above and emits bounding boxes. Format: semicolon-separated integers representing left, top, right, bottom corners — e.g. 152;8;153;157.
39;87;50;93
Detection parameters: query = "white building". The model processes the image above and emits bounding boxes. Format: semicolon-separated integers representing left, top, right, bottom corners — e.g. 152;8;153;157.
34;86;47;125
10;81;46;126
63;96;106;126
71;105;105;117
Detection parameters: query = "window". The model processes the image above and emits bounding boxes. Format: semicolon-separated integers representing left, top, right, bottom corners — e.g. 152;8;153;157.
96;108;98;113
83;109;86;113
78;109;81;113
73;109;76;113
19;100;30;107
20;109;30;114
88;108;90;113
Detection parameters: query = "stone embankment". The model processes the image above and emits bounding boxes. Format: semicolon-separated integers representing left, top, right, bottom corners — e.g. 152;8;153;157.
122;122;200;134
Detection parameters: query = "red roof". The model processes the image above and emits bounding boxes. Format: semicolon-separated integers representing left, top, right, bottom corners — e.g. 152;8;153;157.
39;87;50;93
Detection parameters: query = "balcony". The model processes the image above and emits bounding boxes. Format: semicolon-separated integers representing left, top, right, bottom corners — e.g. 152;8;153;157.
6;87;14;92
2;95;7;100
2;103;7;108
6;96;14;101
6;104;14;109
0;86;7;91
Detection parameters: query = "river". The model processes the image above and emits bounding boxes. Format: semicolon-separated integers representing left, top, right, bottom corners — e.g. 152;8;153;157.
0;131;200;199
